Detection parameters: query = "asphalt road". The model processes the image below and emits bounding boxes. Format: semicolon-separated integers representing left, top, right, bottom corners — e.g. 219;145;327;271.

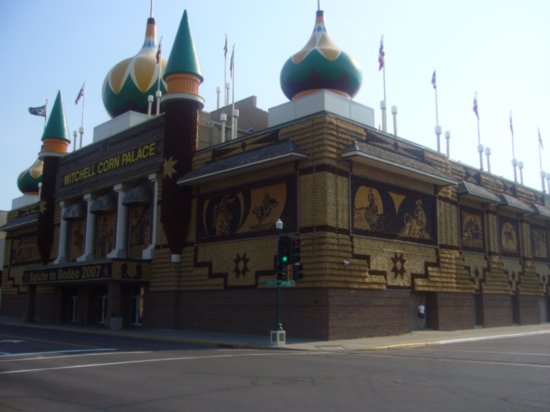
0;324;549;411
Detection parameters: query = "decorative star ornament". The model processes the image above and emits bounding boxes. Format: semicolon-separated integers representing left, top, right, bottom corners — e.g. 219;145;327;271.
39;200;48;214
163;156;178;179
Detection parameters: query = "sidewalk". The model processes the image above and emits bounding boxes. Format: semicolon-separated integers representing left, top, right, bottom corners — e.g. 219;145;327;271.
1;316;549;351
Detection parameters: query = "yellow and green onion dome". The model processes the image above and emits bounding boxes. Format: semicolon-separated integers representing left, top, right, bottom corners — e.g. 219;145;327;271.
17;158;43;195
280;9;362;100
102;17;167;118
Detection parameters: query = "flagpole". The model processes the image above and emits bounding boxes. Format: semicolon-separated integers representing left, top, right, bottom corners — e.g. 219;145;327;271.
379;35;387;132
538;127;545;193
433;70;441;152
155;36;163;116
80;83;85;149
510;112;517;183
231;44;236;140
44;99;48;128
224;34;228;107
476;117;483;170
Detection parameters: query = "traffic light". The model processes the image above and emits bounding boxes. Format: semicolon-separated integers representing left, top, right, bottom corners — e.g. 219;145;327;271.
292;262;304;281
278;235;290;264
289;236;301;264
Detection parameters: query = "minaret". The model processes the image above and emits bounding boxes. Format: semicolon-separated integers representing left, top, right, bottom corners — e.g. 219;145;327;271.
160;10;204;262
280;7;362;101
37;91;70;265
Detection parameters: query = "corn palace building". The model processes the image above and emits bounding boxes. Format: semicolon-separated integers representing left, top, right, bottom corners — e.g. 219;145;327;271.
1;7;549;340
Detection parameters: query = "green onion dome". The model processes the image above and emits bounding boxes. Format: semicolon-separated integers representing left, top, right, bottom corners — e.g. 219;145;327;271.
17;158;43;195
280;10;362;100
102;17;167;117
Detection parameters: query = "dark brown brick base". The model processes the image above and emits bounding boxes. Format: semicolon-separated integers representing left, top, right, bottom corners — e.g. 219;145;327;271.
435;292;475;330
519;295;542;325
483;294;513;327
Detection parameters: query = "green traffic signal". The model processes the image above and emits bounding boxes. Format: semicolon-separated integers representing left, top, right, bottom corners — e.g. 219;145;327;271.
281;255;288;263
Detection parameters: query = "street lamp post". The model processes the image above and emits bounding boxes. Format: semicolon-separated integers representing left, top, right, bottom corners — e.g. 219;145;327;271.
271;218;286;345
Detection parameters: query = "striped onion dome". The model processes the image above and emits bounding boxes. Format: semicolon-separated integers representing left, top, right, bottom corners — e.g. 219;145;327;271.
280;9;362;100
17;158;43;195
102;17;167;117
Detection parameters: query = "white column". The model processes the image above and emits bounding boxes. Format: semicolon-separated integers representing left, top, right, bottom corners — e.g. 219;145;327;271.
78;193;95;262
54;201;68;264
142;173;159;260
108;184;128;259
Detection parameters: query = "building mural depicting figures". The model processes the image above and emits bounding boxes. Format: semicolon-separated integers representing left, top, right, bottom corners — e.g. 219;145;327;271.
460;208;484;251
352;177;435;244
1;5;550;341
199;179;296;241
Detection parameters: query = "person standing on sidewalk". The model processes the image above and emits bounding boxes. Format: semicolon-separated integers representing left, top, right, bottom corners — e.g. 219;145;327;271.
417;303;426;329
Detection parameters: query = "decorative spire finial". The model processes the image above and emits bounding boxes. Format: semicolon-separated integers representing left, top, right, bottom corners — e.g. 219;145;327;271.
150;0;154;18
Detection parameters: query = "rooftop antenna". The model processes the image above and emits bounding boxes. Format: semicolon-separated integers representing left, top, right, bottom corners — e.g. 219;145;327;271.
318;0;321;10
150;0;154;18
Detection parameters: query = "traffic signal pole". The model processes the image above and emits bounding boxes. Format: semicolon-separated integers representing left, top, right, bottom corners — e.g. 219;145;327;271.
271;219;286;345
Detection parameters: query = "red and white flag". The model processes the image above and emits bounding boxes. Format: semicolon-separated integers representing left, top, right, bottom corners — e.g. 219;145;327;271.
75;82;85;105
230;45;235;79
378;36;385;71
224;34;228;59
156;38;162;64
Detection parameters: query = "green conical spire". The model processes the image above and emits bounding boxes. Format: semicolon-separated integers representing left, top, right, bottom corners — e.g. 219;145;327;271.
164;10;203;81
42;91;70;142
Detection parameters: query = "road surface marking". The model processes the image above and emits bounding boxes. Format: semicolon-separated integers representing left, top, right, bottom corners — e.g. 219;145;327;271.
0;351;327;375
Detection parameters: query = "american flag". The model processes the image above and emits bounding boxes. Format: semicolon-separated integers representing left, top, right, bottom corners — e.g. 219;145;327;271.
431;70;437;90
473;94;479;119
378;36;385;71
75;82;85;105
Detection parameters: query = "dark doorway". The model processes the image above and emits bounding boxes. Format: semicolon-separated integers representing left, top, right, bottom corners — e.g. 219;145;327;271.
425;292;439;330
474;292;484;326
511;294;520;324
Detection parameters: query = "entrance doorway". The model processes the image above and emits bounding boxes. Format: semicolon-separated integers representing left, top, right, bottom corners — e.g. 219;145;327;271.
474;291;484;326
98;294;108;324
410;292;426;330
69;292;78;323
511;294;520;324
539;296;548;323
131;286;144;326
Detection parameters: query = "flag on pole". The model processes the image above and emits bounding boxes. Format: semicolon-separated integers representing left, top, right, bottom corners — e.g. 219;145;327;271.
509;112;514;136
230;45;235;79
378;35;385;71
224;34;228;59
75;82;85;105
431;70;437;89
473;93;479;119
539;127;543;149
28;105;47;117
156;37;162;64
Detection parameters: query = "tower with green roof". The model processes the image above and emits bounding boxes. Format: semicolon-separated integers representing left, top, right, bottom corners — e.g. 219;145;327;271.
37;91;70;265
160;9;204;262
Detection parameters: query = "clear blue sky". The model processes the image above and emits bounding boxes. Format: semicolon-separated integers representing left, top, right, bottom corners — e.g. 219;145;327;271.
1;0;549;211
